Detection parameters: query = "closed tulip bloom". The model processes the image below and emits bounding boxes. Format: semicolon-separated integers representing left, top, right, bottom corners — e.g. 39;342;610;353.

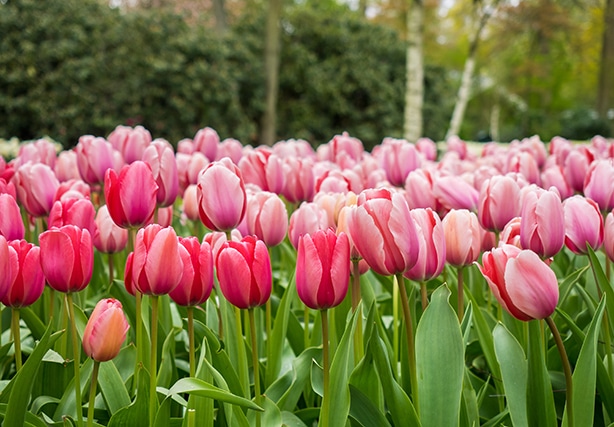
584;160;614;212
182;185;200;222
478;245;559;321
0;177;16;199
376;138;422;187
541;165;573;200
55;150;82;182
405;168;441;211
478;175;522;232
39;225;94;293
216;236;271;309
75;136;118;186
169;237;214;307
104;161;159;229
1;240;45;307
564;147;594;193
238;147;285;194
197;158;247;232
563;195;604;254
296;229;350;310
48;198;97;237
108;125;152;164
15;138;57;169
520;188;565;258
281;157;316;204
499;217;522;249
218;138;244;163
442;209;483;267
0;236;19;303
12;161;59;217
604;212;614;263
432;174;479;212
193;127;219;161
130;224;184;296
347;188;419;276
124;252;137;296
416;137;438;161
82;298;130;362
0;194;25;240
142;139;179;207
93;205;128;254
289;202;331;249
242;191;288;247
53;179;91;203
404;208;446;282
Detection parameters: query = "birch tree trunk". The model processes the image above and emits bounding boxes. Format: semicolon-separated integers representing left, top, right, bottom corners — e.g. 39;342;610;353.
212;0;228;33
260;0;284;146
597;0;614;134
403;0;424;142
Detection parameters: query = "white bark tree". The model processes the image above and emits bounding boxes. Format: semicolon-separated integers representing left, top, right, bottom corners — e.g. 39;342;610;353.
403;0;424;142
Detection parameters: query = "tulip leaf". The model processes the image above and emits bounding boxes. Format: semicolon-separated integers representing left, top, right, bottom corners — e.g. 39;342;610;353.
562;295;606;427
248;395;282;427
98;359;132;415
107;366;150;427
0;404;48;427
157;327;180;389
183;337;214;427
416;284;464;427
348;385;391;427
265;273;294;388
20;306;47;341
53;357;94;422
493;323;528;427
526;319;557;427
166;377;262;411
1;324;63;427
587;247;614;330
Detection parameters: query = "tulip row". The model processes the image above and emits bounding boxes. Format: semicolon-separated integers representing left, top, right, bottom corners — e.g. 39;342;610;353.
0;128;613;427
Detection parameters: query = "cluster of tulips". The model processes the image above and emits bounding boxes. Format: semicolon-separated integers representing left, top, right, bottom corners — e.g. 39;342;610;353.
0;125;613;426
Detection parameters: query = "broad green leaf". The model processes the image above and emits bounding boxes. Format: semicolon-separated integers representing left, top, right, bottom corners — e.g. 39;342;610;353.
416;285;464;427
265;276;294;388
280;411;308;427
166;377;262;411
349;339;383;414
107;366;149;427
587;247;614;330
157;327;180;389
348;385;391;427
562;295;606;427
0;403;49;427
248;396;282;427
494;323;528;427
53;358;94;422
527;319;557;427
98;359;131;415
20;307;47;341
183;337;213;427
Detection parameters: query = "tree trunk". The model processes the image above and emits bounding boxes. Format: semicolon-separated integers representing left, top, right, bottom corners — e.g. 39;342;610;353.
358;0;367;17
260;0;284;146
403;0;424;142
212;0;229;33
597;0;614;134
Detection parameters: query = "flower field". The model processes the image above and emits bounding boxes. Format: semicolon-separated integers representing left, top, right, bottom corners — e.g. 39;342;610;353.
0;127;613;426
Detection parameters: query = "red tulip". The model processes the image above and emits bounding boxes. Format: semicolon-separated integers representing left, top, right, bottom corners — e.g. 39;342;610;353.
12;162;59;217
478;175;522;232
169;237;214;306
39;225;93;293
93;205;128;254
404;208;446;282
0;194;25;240
563;195;604;254
216;236;271;309
296;229;350;310
104;161;159;229
442;209;483;267
1;240;45;307
520;188;565;258
142;139;179;208
478;245;559;321
82;298;130;362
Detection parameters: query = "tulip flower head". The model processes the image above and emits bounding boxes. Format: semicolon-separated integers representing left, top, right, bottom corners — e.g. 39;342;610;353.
563;195;604;254
0;194;25;241
404;208;446;282
520;187;565;258
93;205;129;254
169;237;214;307
442;209;483;267
0;239;45;308
82;298;130;362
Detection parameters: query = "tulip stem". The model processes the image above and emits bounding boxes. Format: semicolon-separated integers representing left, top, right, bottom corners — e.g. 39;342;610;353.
187;306;195;377
397;274;419;416
149;295;159;425
67;293;84;427
320;309;331;427
248;308;261;427
304;306;310;348
108;253;115;284
392;275;399;376
457;266;464;322
545;316;573;427
86;360;100;427
11;308;21;372
265;299;272;359
420;282;428;311
351;260;363;363
133;291;143;395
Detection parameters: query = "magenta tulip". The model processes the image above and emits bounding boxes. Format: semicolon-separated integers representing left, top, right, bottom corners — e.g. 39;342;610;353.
520;188;565;258
478;175;522;232
563;195;604;254
1;240;45;307
0;194;25;240
216;236;271;309
82;298;130;362
169;237;214;307
404;208;446;282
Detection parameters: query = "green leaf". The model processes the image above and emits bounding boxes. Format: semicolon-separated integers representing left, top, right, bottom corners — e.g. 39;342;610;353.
265;276;294;388
157;327;180;389
183;337;214;427
415;285;464;427
166;377;262;411
562;295;606;427
348;385;391;427
20;307;47;341
98;359;132;415
493;323;528;427
53;358;94;422
587;247;614;330
248;395;282;427
527;319;557;427
0;403;49;427
107;366;150;427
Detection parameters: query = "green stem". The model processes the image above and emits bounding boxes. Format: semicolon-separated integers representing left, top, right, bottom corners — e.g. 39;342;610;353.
457;266;464;322
12;308;21;371
248;308;261;427
265;299;272;360
320;309;330;427
351;260;364;363
397;274;419;415
49;288;55;321
235;306;249;398
188;306;195;377
420;282;428;311
304;305;310;348
545;316;573;427
187;408;196;427
133;291;143;395
149;295;159;425
108;253;115;284
86;361;100;427
392;274;399;376
67;293;84;427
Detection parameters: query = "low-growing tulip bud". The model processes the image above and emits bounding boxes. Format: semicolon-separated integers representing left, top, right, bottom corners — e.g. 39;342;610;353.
82;298;130;362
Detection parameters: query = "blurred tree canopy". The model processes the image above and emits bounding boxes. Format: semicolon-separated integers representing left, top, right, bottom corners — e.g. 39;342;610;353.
0;0;454;150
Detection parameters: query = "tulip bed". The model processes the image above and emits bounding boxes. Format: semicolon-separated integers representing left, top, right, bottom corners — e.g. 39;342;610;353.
0;127;613;427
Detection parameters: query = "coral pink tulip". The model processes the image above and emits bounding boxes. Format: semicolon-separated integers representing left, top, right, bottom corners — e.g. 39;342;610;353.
104;161;159;229
129;224;184;296
93;205;128;254
346;188;419;276
478;175;522;232
404;208;446;282
242;191;288;247
563;195;604;254
478;245;559;321
296;229;350;310
82;298;130;362
0;194;25;240
442;209;483;267
39;225;93;293
48;198;97;238
216;236;271;309
12;162;59;217
75;135;119;186
1;240;45;307
169;237;214;307
584;159;614;212
142;139;179;207
520;188;565;258
197;158;247;232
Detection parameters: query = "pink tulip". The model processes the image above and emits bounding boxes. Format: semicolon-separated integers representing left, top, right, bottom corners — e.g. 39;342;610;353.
142;139;179;207
415;137;438;161
520;188;565;258
238;147;284;194
12;162;59;217
14;138;57;169
82;298;130;362
604;212;614;263
296;229;350;310
75;135;119;186
193;127;219;161
55;150;82;182
149;206;174;228
499;217;522;249
104;161;159;229
169;237;214;307
324;132;364;168
281;157;316;204
39;225;93;293
182;185;200;222
48;198;97;237
564;147;594;192
0;194;25;240
347;188;419;276
129;224;184;296
584;159;614;212
478;245;559;321
404;208;446;282
93;205;128;254
0;236;18;302
432;174;479;212
196;158;247;232
53;179;91;202
288;202;331;250
541;165;573;200
404;168;441;211
216;236;271;309
107;125;152;164
242;191;288;247
506;150;540;186
1;240;45;307
375;138;422;186
478;175;522;232
217;138;243;163
442;209;483;267
0;177;16;199
563;195;604;254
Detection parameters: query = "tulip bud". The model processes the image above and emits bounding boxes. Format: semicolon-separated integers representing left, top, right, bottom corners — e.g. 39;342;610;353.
0;194;25;241
442;209;482;267
520;188;565;258
1;240;45;308
169;237;214;307
82;298;130;362
404;208;446;282
93;205;128;254
563;195;604;254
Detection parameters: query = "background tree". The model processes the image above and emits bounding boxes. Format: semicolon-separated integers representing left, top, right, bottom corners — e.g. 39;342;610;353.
597;0;614;134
